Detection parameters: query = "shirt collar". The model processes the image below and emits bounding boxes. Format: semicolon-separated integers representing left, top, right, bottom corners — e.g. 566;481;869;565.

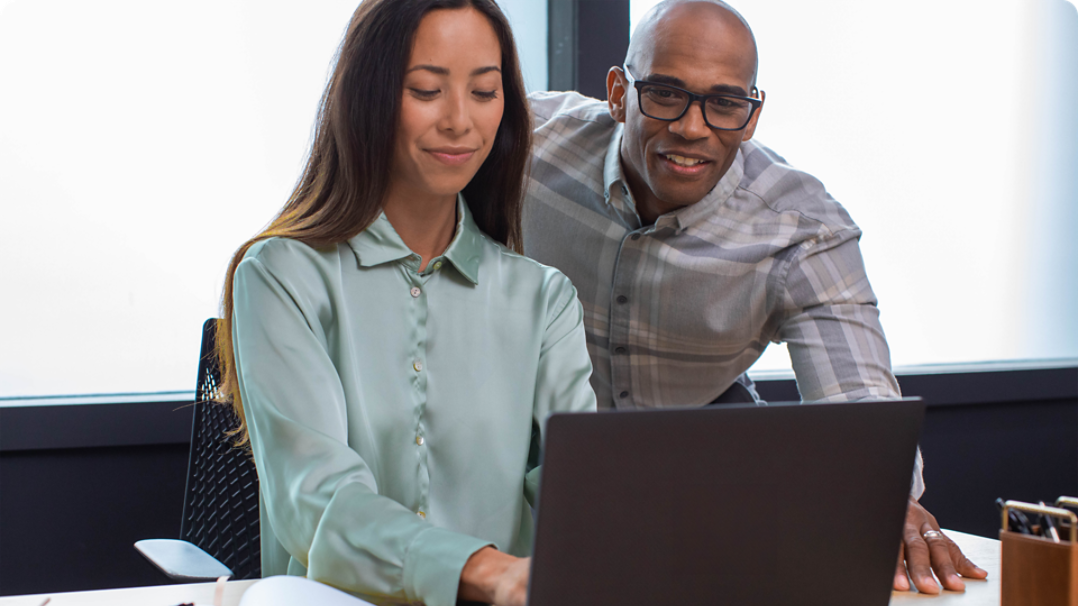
346;194;482;285
669;147;745;231
602;124;626;200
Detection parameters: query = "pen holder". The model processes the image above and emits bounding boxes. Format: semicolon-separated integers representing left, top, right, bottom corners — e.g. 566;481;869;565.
1000;500;1078;606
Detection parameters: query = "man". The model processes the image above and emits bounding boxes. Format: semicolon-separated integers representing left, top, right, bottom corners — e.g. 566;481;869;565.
523;0;987;594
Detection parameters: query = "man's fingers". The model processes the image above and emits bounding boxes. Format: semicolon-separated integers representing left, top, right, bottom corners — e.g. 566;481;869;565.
947;537;988;580
921;528;963;591
893;543;911;591
903;530;940;594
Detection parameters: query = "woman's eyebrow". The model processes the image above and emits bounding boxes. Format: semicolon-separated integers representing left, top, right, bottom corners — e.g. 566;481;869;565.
406;64;501;76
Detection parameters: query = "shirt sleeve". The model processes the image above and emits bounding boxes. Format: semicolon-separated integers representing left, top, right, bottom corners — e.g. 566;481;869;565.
524;275;597;505
776;230;925;499
232;250;491;606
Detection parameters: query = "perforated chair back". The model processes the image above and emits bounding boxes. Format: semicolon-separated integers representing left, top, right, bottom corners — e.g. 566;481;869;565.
179;318;262;580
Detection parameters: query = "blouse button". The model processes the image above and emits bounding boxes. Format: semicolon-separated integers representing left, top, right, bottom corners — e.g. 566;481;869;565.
417;511;426;519
432;261;443;271
410;287;421;298
413;360;423;372
416;435;425;446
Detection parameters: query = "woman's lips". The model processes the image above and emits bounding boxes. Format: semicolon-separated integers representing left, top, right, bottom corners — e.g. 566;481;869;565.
427;148;476;166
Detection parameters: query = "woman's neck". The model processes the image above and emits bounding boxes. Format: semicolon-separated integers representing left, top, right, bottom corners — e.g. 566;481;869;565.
382;188;459;272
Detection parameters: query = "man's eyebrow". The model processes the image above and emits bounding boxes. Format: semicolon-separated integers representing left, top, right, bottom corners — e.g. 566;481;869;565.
646;73;748;96
406;65;502;77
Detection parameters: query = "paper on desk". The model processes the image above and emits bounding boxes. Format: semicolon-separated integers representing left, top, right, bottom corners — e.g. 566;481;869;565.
238;576;375;606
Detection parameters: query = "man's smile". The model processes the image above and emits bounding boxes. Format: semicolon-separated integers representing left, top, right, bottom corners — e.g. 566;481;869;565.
659;152;712;175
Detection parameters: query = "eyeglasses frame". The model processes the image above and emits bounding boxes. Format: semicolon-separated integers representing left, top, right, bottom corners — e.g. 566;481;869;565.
621;64;764;132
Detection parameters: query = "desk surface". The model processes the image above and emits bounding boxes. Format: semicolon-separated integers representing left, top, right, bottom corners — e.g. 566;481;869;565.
0;530;1001;606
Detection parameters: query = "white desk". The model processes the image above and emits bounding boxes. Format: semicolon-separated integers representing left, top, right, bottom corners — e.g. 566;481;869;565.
0;530;1000;606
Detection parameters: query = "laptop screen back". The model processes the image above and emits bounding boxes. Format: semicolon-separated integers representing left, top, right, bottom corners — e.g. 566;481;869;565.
528;399;924;606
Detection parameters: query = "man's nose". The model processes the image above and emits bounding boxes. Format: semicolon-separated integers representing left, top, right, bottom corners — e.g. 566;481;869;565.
669;100;710;140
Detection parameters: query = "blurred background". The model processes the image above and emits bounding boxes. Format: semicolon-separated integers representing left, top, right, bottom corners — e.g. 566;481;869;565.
1;0;1075;399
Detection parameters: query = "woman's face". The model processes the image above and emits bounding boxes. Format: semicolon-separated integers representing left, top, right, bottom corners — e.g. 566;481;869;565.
389;6;504;204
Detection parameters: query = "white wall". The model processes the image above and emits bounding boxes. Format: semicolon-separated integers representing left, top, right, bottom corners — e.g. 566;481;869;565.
0;0;547;398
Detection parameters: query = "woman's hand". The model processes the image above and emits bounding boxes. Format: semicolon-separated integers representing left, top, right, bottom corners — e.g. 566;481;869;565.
459;546;530;606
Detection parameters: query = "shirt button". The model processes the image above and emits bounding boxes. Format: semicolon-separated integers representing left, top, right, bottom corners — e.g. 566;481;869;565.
630;234;641;241
619;391;630;398
413;360;423;372
416;435;424;446
616;295;628;304
432;261;443;271
410;287;421;298
417;511;426;519
614;346;627;355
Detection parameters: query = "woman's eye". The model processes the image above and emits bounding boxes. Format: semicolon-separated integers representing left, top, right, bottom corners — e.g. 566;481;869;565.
409;88;439;99
473;90;499;100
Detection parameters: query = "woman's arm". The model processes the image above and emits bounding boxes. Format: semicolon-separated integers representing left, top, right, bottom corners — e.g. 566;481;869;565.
525;275;597;504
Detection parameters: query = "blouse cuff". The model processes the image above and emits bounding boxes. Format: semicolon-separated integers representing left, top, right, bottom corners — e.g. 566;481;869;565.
402;526;494;606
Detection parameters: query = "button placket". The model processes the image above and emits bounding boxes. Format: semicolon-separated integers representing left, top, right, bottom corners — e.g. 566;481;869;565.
609;232;639;410
404;268;432;520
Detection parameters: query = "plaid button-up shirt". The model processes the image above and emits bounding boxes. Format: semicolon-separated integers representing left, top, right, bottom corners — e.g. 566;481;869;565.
523;91;923;495
523;90;904;408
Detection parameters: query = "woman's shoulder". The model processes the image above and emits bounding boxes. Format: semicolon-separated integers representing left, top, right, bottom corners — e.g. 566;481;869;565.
243;237;343;271
238;237;348;296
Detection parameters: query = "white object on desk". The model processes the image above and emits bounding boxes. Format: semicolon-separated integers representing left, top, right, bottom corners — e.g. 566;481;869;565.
239;576;373;606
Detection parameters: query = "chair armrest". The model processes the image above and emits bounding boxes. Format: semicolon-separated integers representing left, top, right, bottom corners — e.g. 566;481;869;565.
135;538;234;582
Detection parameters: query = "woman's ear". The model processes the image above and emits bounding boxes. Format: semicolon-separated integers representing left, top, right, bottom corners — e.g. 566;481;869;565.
607;66;628;123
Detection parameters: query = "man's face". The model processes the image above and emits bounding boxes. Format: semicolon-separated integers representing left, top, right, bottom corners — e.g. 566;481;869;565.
609;3;761;221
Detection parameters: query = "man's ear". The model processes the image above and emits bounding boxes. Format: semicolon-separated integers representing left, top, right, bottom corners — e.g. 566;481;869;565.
607;66;628;123
741;89;765;142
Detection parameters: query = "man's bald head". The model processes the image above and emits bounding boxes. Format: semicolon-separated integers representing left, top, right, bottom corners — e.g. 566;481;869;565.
626;0;758;87
607;0;765;224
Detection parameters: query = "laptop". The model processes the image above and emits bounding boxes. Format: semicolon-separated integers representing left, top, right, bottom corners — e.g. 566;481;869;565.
527;398;925;606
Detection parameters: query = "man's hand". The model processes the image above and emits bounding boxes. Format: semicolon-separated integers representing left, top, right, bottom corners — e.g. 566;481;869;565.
894;498;987;593
459;546;530;606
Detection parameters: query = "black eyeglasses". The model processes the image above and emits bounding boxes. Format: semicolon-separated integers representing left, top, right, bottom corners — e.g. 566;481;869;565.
622;65;763;131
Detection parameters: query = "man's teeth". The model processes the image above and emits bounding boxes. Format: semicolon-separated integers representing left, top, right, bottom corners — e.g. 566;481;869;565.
665;154;705;167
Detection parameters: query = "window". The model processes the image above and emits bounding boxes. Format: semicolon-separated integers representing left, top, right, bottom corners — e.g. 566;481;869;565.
630;0;1078;374
0;0;548;398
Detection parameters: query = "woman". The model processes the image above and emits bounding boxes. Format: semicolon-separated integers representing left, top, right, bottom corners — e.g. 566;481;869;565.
216;2;596;605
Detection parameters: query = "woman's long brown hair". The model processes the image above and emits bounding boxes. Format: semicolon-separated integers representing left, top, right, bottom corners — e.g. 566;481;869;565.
215;0;532;445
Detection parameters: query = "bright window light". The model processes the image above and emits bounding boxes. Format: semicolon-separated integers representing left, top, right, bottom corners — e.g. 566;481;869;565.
0;0;546;398
631;0;1078;374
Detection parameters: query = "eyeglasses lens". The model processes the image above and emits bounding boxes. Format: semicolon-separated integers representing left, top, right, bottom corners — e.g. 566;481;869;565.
639;84;752;130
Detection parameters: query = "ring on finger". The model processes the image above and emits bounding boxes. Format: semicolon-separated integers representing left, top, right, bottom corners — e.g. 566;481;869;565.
922;530;944;540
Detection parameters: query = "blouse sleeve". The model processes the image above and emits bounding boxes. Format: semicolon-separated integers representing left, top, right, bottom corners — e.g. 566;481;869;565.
232;247;491;606
524;274;598;504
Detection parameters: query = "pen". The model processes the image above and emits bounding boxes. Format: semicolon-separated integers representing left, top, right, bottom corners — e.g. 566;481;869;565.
1039;501;1061;542
996;498;1034;534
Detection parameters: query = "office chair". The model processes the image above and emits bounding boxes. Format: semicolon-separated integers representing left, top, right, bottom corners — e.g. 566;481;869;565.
135;318;262;582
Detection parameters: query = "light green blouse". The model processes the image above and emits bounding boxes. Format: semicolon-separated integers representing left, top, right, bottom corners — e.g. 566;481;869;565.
231;197;596;606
